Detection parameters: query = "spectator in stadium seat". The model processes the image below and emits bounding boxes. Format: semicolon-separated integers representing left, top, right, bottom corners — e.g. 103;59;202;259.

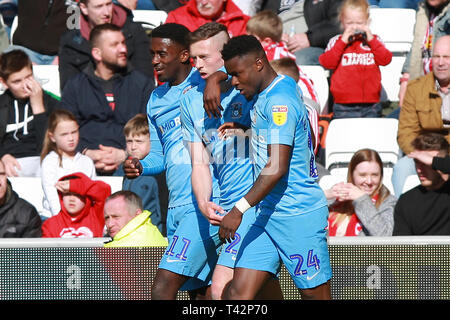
324;148;397;236
59;23;155;175
319;0;392;119
398;0;450;107
279;0;343;65
392;34;450;196
0;50;58;178
393;132;450;235
5;0;71;65
165;0;250;37
113;113;165;235
0;159;42;237
41;172;111;238
58;0;153;90
40;109;97;220
103;190;167;247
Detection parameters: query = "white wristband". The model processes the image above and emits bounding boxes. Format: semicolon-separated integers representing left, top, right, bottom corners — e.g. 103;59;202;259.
235;197;251;214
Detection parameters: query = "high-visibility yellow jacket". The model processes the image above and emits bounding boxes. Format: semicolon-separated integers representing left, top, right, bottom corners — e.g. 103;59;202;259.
104;210;168;247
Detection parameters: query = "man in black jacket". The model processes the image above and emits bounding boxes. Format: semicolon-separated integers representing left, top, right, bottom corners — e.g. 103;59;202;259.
0;160;41;237
393;133;450;235
60;23;155;175
58;0;153;90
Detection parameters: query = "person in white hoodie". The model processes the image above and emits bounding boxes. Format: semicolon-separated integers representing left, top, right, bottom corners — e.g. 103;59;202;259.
40;109;96;220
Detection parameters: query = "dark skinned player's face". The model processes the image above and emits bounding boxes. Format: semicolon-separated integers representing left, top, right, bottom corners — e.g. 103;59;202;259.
151;37;186;84
225;54;260;101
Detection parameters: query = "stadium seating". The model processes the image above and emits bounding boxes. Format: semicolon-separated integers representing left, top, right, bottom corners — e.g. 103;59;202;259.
33;64;61;98
131;9;167;29
298;65;330;115
369;8;416;56
325;118;400;170
323;118;400;193
380;55;406;102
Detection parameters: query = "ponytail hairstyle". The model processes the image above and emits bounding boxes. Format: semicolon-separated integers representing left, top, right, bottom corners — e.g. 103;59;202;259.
40;109;79;166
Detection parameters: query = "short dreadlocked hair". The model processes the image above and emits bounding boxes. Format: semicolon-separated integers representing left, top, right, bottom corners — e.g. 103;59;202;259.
221;35;265;61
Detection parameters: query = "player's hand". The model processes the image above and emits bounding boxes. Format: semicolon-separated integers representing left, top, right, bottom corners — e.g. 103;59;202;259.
219;206;243;243
203;70;227;118
199;201;225;225
123;156;142;179
217;122;249;140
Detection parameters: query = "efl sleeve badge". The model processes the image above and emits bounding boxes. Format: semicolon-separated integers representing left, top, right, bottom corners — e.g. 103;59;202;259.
271;105;288;126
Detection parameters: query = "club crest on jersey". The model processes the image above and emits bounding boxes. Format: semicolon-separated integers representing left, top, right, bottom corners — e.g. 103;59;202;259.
231;102;243;119
272;105;288;126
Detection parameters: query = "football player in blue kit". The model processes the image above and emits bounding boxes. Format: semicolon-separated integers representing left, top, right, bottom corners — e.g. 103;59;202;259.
123;23;221;300
180;22;282;300
218;35;333;300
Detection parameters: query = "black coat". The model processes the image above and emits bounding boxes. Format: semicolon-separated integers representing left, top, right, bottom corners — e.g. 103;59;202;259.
59;63;154;152
0;181;42;238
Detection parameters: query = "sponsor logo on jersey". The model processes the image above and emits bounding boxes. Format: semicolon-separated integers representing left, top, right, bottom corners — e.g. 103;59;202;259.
272;105;288;126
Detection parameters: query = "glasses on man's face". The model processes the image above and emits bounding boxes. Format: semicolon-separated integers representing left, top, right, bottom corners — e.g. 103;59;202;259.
432;55;450;61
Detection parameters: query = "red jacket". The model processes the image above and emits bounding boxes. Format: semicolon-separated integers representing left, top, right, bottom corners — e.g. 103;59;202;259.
42;172;111;238
319;34;392;104
165;0;249;37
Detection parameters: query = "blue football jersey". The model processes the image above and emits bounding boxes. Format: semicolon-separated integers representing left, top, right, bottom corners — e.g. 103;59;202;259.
181;80;255;211
144;68;215;208
251;75;327;215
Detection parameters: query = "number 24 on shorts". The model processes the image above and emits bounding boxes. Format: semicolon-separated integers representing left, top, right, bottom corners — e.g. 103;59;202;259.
289;250;320;276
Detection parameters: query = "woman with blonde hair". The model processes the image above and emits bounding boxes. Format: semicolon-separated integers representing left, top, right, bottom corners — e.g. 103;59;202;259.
325;148;397;236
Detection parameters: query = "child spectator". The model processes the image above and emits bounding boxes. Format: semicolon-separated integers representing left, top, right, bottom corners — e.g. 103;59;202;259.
270;57;320;155
0;49;58;177
319;0;392;119
40;109;97;220
41;172;111;238
246;10;320;104
114;114;164;235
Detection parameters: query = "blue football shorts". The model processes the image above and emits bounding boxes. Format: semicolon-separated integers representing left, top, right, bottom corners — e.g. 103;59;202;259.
159;203;222;291
216;206;257;268
235;205;332;289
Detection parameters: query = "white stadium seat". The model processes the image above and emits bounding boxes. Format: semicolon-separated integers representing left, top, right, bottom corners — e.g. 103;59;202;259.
33;65;61;98
298;65;330;114
132;10;167;29
325;118;400;173
369;8;416;55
